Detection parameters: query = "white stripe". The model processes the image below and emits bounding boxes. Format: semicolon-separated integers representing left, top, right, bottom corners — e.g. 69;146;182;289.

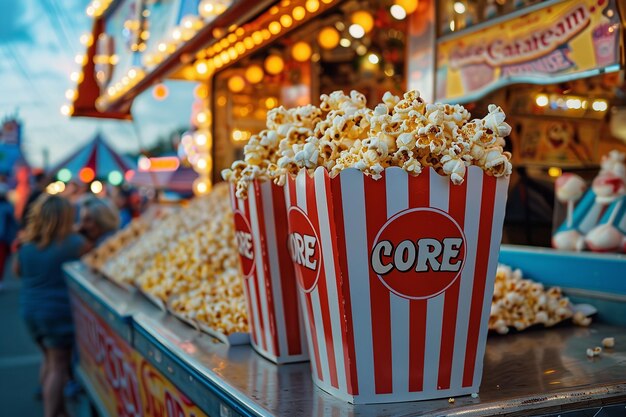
296;171;307;211
237;194;245;213
429;168;450;212
423;169;450;392
450;167;483;389
229;183;236;208
298;283;319;381
248;187;274;355
246;273;264;352
341;170;375;397
238;194;263;349
311;288;331;384
423;294;445;392
579;202;603;233
473;175;510;387
294;172;322;377
260;182;288;357
288;176;310;359
315;169;347;392
284;178;292;207
385;168;410;393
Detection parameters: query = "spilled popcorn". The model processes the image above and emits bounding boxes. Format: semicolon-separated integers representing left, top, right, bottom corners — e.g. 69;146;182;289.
490;264;591;334
222;89;513;197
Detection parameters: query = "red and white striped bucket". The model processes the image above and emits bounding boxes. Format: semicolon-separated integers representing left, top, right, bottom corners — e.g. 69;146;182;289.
229;181;309;363
285;166;509;403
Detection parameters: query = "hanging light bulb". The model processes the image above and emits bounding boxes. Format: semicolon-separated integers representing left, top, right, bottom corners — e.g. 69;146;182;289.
245;65;264;83
228;75;246;92
318;26;340;49
264;55;284;75
291;41;312;62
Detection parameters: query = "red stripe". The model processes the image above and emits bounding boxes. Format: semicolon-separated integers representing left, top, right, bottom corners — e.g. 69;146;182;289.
463;174;496;387
254;181;281;357
290;175;323;380
271;181;302;356
408;169;430;392
330;174;359;395
437;178;468;390
365;173;393;394
306;173;339;388
246;195;267;352
85;143;98;172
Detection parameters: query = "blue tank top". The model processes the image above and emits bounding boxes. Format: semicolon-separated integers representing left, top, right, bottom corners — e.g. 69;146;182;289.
18;233;86;320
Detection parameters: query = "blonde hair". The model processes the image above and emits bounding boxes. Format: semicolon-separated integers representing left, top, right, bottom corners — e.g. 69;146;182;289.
24;194;75;248
81;197;120;234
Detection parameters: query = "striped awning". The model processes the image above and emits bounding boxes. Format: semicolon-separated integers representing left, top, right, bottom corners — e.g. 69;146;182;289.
48;133;134;180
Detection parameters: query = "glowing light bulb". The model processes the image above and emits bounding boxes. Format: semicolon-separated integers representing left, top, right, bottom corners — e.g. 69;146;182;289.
390;5;406;20
535;94;549;107
348;24;365;39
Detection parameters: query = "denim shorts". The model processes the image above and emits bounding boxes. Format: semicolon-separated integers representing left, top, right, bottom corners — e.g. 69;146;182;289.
24;317;74;349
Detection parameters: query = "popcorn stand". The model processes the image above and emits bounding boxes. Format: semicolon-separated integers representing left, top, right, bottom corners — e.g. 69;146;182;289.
66;0;626;416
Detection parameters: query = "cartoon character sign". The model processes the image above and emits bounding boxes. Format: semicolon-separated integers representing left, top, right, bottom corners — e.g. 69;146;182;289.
517;119;595;165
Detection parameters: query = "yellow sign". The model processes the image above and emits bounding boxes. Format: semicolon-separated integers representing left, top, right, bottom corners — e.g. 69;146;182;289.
436;0;622;101
72;296;208;417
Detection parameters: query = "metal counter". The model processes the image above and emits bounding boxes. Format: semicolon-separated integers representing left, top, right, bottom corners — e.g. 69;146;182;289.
64;262;626;417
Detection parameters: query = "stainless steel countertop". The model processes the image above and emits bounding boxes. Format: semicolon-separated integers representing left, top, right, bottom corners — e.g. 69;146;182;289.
64;262;626;417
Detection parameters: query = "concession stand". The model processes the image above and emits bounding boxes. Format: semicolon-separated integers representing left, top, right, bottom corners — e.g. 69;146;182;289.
64;0;626;415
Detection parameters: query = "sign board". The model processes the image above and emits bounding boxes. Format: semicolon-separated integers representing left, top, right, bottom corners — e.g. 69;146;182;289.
436;0;623;101
71;295;208;417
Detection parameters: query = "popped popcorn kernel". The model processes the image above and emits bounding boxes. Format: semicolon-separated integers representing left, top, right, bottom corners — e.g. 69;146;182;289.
602;337;615;348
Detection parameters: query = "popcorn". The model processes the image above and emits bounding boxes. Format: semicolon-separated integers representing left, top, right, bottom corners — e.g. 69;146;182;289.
225;88;513;191
222;103;322;198
489;264;588;334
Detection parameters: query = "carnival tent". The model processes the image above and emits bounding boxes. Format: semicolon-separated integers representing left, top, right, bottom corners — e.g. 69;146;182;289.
48;133;134;183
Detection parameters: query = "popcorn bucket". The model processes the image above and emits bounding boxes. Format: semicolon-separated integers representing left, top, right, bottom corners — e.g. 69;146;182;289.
285;166;509;403
229;181;309;363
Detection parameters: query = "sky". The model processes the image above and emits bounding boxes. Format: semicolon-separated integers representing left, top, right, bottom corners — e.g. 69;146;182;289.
0;0;196;168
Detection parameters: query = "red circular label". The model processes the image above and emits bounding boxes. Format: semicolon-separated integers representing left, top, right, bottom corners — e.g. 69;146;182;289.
233;210;255;278
287;207;321;292
371;208;466;300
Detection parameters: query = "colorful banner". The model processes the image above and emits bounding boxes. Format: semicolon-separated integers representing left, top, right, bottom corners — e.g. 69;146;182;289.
71;295;208;417
436;0;623;101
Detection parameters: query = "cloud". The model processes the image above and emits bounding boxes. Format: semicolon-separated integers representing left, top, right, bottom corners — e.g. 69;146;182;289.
0;1;197;169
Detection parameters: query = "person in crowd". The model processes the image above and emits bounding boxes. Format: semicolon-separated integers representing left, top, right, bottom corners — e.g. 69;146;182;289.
111;186;134;228
14;194;89;417
0;183;17;290
77;197;120;247
20;171;47;230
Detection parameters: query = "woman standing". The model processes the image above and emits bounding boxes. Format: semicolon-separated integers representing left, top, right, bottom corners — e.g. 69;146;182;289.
78;196;120;247
15;195;88;417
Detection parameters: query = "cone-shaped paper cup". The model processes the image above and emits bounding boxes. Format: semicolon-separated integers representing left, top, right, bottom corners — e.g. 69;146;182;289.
285;166;509;404
229;181;309;363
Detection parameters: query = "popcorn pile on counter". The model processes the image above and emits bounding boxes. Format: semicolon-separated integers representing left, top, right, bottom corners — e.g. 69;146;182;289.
82;216;150;271
222;89;513;193
102;198;210;286
490;264;591;335
99;184;248;336
135;184;247;335
169;269;247;335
